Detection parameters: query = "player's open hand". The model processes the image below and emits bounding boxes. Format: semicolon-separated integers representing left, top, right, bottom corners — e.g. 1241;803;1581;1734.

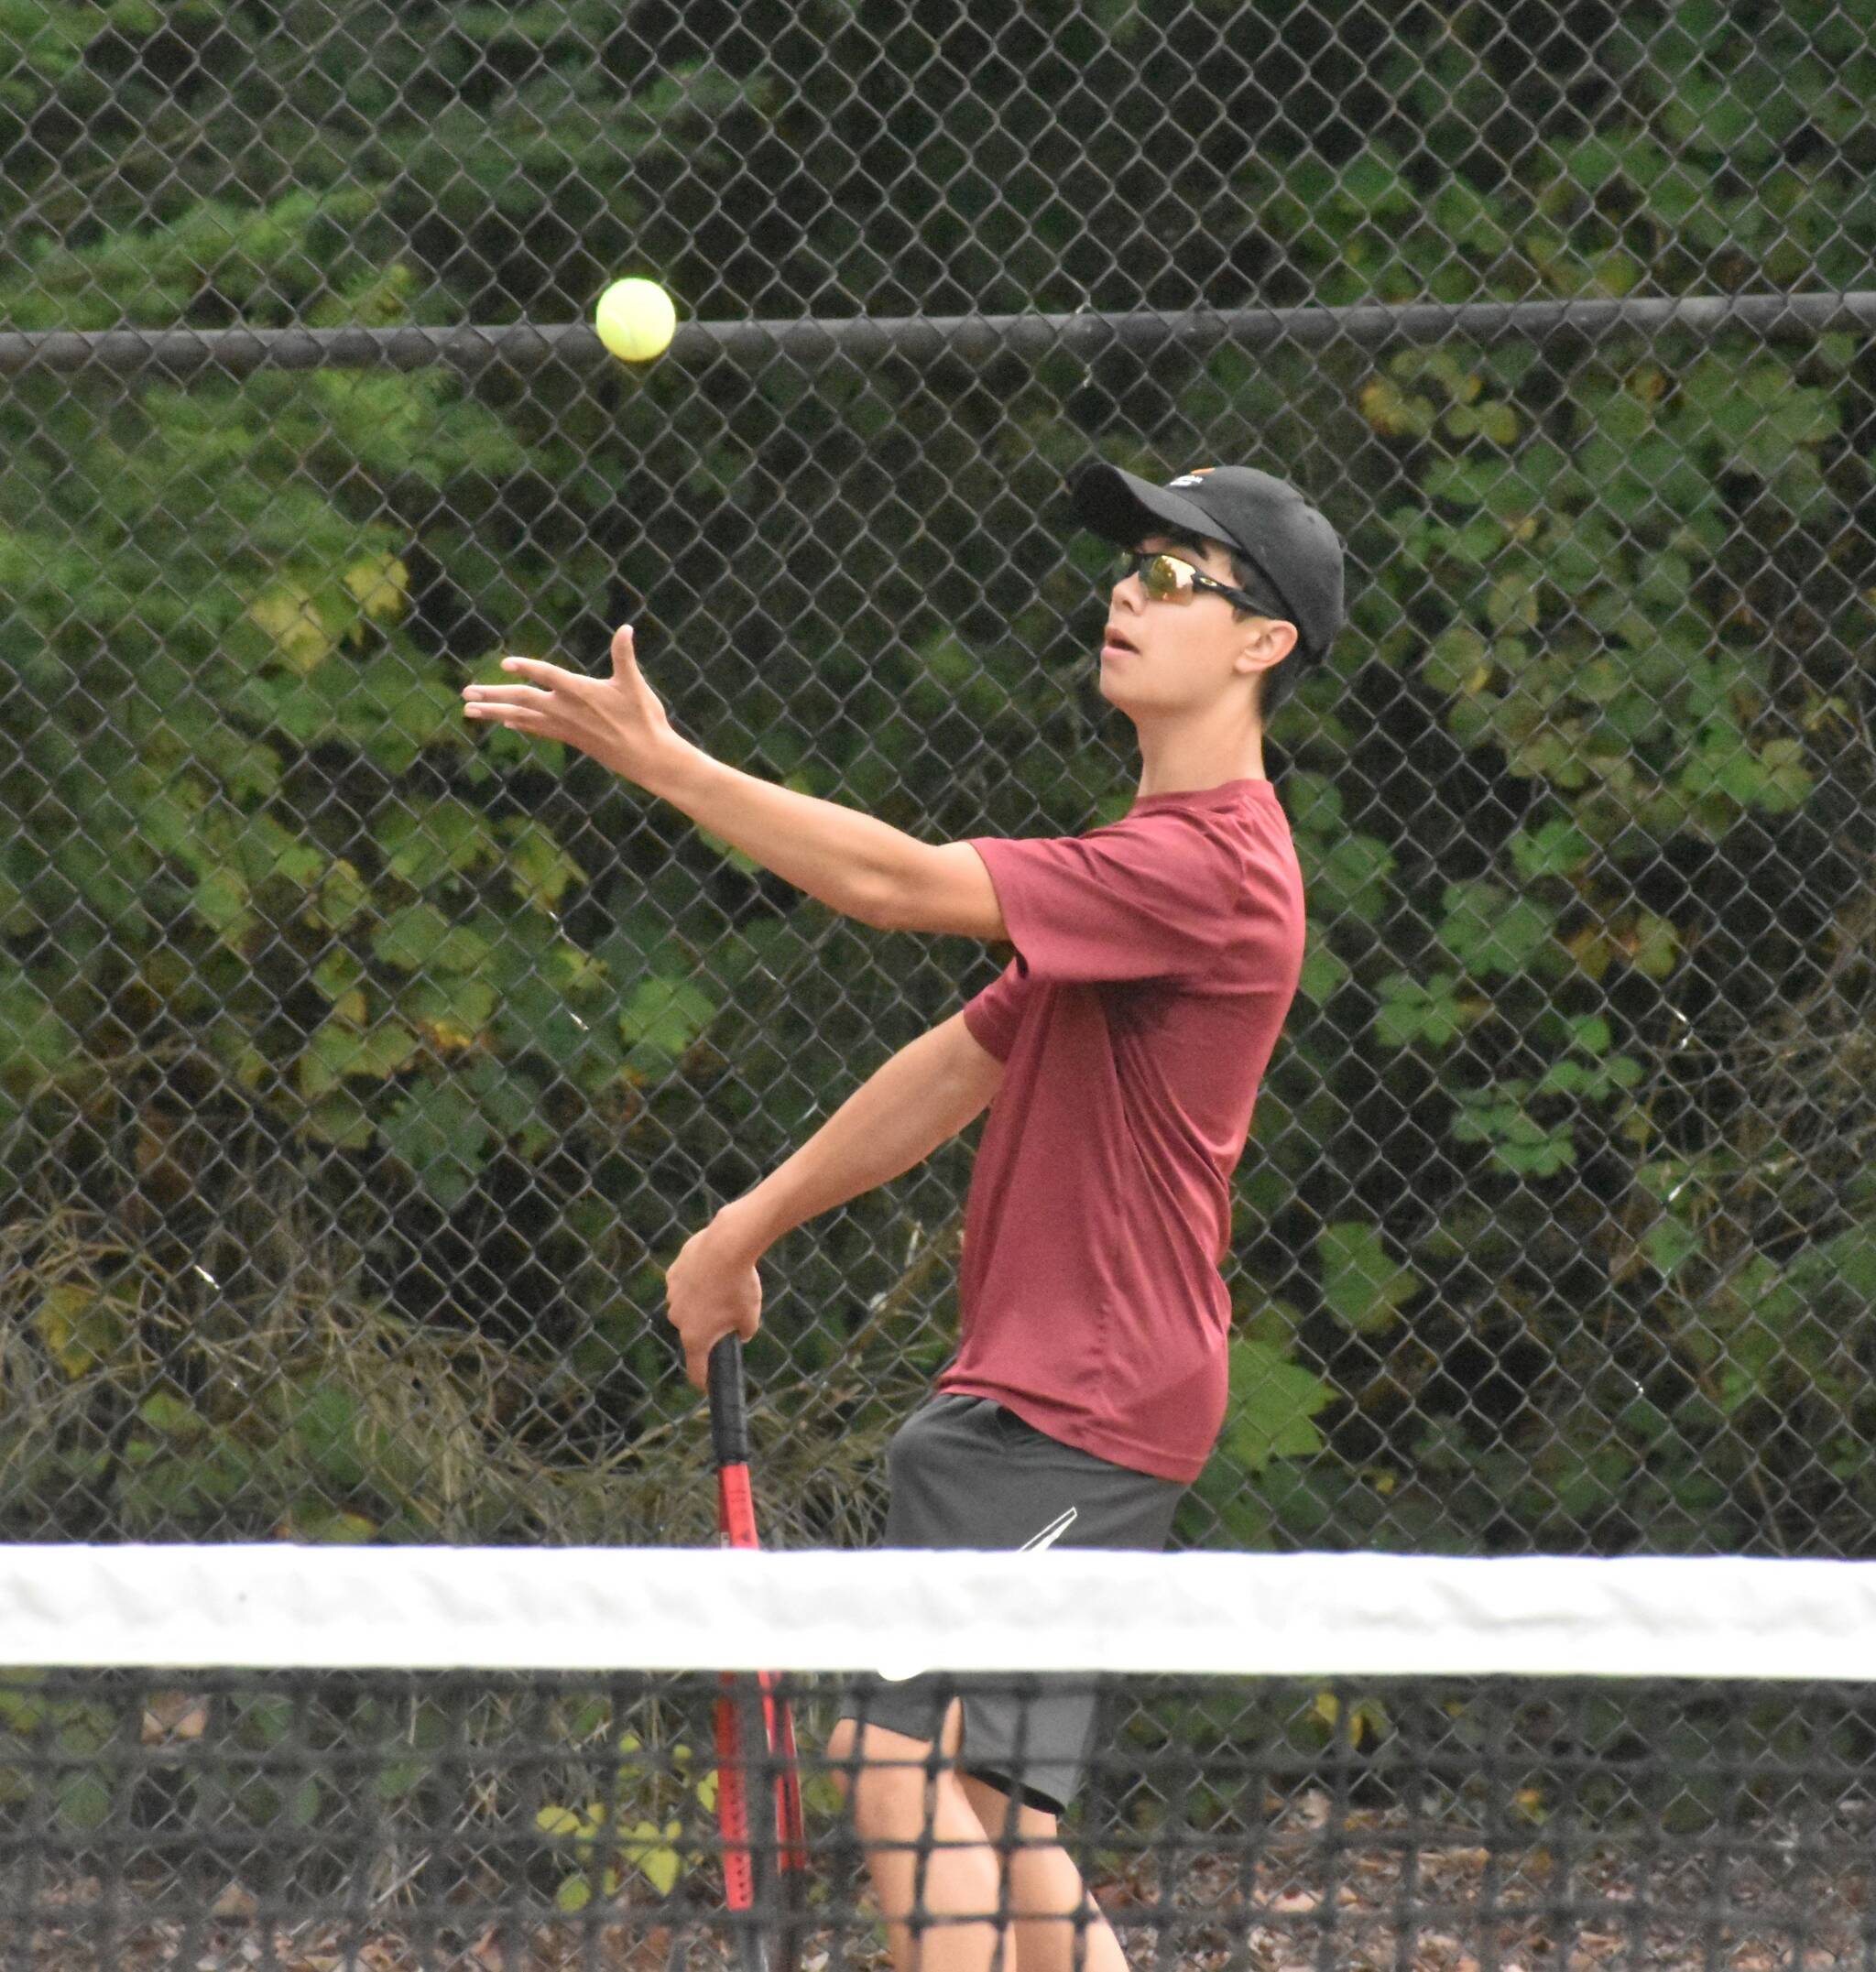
462;626;681;787
664;1213;763;1390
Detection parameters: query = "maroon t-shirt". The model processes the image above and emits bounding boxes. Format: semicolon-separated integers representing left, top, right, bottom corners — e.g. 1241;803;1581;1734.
939;777;1305;1483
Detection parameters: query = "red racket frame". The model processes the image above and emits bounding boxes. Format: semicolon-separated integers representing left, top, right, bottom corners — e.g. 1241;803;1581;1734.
709;1335;807;1972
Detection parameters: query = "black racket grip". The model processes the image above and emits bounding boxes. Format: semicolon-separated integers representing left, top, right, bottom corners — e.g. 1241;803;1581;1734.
707;1334;750;1469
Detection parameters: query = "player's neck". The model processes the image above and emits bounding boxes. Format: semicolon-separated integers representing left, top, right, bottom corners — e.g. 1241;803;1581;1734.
1133;727;1266;799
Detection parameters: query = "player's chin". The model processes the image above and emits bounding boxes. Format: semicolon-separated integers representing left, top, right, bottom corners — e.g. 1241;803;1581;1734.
1095;663;1146;707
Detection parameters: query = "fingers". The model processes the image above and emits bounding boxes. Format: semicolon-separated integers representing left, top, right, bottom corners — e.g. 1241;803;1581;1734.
459;657;567;716
463;698;548;719
610;624;636;671
462;669;555;715
678;1318;757;1387
463;682;554;705
462;701;551;731
688;1322;756;1387
461;675;554;731
666;1273;707;1388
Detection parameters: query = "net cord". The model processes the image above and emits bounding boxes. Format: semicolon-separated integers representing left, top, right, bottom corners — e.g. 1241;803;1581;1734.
3;1545;1873;1677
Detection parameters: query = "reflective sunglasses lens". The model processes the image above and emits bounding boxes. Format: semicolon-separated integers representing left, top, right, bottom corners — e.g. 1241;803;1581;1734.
1143;553;1191;601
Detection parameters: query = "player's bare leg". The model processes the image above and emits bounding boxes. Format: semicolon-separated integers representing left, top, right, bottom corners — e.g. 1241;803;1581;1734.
827;1704;1007;1972
959;1771;1127;1972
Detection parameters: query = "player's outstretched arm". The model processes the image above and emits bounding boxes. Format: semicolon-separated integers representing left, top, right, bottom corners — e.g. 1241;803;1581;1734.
662;1011;1002;1386
872;839;1008;940
463;624;919;926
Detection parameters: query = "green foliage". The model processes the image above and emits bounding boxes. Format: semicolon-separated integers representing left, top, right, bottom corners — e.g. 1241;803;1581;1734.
536;1727;718;1911
0;1666;810;1913
3;0;1875;1560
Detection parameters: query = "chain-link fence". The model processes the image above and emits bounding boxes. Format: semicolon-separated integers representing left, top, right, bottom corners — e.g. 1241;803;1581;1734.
3;0;1874;1558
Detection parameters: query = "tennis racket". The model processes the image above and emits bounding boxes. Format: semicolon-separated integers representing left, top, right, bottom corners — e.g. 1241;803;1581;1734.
709;1334;807;1972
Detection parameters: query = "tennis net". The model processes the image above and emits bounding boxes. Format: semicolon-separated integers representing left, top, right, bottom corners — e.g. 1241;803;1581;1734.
1;1546;1872;1971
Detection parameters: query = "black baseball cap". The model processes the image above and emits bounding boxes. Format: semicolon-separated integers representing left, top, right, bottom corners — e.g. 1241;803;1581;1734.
1071;460;1345;664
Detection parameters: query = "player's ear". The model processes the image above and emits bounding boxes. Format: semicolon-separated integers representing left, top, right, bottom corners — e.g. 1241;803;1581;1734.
1238;616;1298;669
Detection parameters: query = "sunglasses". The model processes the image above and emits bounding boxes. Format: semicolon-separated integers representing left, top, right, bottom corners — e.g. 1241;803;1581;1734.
1116;550;1265;613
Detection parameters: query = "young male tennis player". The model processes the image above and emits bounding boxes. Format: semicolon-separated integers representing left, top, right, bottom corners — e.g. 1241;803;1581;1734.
463;458;1342;1972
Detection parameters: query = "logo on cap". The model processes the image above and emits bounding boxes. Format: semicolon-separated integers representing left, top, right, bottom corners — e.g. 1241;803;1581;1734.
1167;468;1216;487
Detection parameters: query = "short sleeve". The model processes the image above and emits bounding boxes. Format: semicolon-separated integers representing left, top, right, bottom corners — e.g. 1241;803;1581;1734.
961;957;1031;1062
966;808;1244;986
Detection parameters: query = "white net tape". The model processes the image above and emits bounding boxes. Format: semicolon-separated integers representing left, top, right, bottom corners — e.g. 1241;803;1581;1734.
5;1544;1875;1677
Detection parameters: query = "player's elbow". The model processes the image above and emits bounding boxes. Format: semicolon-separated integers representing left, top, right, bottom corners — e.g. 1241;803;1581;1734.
851;867;905;932
874;842;1009;942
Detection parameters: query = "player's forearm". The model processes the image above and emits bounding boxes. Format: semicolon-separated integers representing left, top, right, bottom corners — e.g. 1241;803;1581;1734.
715;1026;987;1260
643;736;912;922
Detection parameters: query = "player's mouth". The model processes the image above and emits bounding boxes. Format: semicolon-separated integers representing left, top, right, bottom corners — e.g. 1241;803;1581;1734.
1101;624;1139;660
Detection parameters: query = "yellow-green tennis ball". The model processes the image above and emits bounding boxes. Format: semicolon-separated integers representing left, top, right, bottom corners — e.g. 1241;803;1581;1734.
594;278;677;362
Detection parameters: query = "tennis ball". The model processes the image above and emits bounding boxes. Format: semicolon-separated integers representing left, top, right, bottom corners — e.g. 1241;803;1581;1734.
594;278;677;362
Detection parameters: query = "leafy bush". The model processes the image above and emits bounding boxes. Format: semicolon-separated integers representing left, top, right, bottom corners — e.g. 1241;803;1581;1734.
4;0;1876;1555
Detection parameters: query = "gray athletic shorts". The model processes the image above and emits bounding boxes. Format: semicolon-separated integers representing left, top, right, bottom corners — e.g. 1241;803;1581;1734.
835;1391;1185;1815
